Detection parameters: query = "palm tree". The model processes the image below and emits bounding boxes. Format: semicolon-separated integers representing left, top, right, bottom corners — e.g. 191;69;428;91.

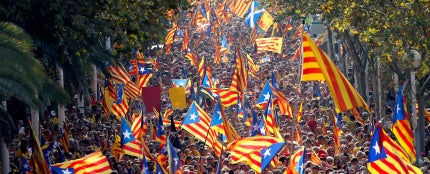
0;22;69;173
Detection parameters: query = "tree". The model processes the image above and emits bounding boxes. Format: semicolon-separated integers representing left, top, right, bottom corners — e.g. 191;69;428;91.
0;0;189;127
0;22;69;173
265;0;429;162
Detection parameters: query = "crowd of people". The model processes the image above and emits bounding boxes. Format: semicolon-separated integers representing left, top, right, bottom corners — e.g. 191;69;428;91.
6;5;430;174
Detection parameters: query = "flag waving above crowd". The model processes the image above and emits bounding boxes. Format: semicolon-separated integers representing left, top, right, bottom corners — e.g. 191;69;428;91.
10;0;427;174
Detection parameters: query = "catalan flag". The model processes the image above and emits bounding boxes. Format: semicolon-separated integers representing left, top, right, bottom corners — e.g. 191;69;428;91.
165;24;177;54
301;33;368;112
258;10;274;31
332;113;342;155
230;48;247;93
128;53;146;75
111;84;129;117
264;94;276;135
163;107;174;118
29;122;49;174
107;64;132;84
181;27;189;52
285;147;306;174
52;150;112;174
111;134;124;160
124;82;140;99
228;0;251;17
51;166;74;174
20;157;31;174
60;122;70;153
131;111;144;139
255;37;283;54
219;35;230;54
137;64;153;90
250;111;260;136
296;102;303;123
181;102;222;156
246;54;259;77
350;108;364;124
367;125;422;174
227;136;284;164
141;152;150;174
156;114;167;147
206;88;239;107
210;100;240;143
392;86;416;162
244;142;286;173
155;158;167;174
310;149;322;165
163;118;182;128
256;82;273;108
185;51;199;66
167;139;182;174
121;117;142;158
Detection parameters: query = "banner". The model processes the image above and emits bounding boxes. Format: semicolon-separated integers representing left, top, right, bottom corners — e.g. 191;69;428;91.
142;86;161;112
169;87;187;109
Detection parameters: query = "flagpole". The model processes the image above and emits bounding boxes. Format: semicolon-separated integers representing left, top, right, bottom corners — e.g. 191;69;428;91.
215;142;224;174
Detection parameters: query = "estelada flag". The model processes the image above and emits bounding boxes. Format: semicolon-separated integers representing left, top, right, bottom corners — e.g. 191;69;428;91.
169;87;187;109
142;86;161;112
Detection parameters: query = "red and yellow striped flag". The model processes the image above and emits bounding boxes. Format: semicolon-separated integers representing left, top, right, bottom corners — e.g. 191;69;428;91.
230;48;247;93
29;124;50;174
392;87;416;162
246;54;259;77
296;102;303;123
206;88;239;107
258;10;274;32
227;136;284;164
181;27;189;52
182;102;223;156
53;150;112;174
255;37;283;54
228;0;251;17
165;24;177;54
107;65;132;84
367;125;422;174
185;51;199;66
131;112;143;139
301;33;368;112
111;135;124;160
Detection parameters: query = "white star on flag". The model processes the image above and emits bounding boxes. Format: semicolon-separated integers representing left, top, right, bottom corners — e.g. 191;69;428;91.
216;111;222;120
123;129;132;139
263;148;272;158
373;142;380;155
260;126;266;135
263;93;270;101
62;169;72;174
190;113;198;121
139;67;145;73
396;104;401;114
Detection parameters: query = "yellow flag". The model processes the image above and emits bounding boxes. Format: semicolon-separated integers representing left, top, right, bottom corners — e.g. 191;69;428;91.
169;87;187;109
258;10;274;32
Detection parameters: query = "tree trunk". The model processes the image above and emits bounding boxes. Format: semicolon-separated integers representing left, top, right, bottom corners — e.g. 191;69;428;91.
78;95;85;114
91;63;98;100
325;19;336;62
1;137;9;174
31;108;40;139
57;65;66;129
377;59;383;119
1;101;9;173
